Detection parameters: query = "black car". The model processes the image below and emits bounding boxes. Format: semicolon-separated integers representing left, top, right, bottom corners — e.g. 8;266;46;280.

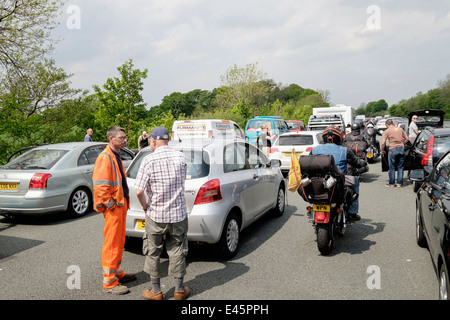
409;151;450;300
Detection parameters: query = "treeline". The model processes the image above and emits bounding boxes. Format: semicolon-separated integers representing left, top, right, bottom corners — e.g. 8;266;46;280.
356;75;450;118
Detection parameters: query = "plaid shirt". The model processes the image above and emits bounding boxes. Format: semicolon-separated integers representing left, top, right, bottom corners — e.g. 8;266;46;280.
134;146;187;223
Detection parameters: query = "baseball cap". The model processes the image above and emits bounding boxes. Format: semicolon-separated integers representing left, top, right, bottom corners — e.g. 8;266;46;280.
150;126;169;140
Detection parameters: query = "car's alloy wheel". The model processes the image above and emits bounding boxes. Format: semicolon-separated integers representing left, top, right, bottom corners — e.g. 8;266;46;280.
217;213;240;260
68;188;91;218
415;203;427;248
440;265;449;300
272;185;285;217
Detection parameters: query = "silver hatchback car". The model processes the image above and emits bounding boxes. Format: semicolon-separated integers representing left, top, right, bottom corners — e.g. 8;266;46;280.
125;138;286;259
0;142;134;218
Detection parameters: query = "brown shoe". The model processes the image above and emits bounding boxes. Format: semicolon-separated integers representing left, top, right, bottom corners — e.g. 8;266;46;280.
104;284;129;295
174;286;190;300
142;288;164;300
119;273;137;284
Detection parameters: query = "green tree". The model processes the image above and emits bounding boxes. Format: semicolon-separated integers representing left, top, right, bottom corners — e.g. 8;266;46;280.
214;62;270;109
0;0;64;73
93;59;148;142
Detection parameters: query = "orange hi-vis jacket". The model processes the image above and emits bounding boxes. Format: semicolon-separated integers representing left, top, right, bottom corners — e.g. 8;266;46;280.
93;145;129;213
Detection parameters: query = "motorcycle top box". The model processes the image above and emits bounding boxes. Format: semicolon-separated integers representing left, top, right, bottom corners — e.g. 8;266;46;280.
297;154;345;205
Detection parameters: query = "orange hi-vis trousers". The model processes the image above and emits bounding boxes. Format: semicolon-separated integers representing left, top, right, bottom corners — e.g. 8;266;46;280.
102;205;127;289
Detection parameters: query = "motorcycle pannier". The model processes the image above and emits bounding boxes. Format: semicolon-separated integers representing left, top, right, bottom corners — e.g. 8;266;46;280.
297;154;345;204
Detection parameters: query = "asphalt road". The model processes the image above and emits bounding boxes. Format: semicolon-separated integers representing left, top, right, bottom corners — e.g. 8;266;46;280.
0;157;438;301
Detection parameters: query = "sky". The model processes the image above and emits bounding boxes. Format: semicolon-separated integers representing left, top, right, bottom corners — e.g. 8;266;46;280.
52;0;450;109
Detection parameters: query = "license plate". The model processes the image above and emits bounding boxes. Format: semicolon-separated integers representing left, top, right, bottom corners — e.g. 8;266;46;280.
284;152;301;157
0;183;18;190
367;153;373;158
137;220;145;230
313;204;330;212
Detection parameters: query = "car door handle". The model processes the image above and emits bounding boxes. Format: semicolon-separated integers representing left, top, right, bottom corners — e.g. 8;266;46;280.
428;204;435;211
83;169;93;174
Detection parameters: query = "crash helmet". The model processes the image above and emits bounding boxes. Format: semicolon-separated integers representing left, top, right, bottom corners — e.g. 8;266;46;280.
322;125;344;145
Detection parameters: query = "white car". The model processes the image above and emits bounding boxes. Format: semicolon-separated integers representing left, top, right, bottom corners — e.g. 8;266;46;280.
125;139;285;260
269;131;323;176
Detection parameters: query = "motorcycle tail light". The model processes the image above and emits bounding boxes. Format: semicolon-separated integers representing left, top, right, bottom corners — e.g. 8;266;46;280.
315;212;326;221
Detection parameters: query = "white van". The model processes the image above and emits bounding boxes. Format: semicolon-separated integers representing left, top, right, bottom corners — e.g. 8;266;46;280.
171;119;245;141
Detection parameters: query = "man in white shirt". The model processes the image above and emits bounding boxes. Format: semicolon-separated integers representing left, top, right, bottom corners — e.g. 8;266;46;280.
409;115;419;143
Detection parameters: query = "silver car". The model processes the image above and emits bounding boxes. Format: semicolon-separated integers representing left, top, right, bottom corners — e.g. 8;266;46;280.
269;131;323;175
0;142;134;218
125;138;286;259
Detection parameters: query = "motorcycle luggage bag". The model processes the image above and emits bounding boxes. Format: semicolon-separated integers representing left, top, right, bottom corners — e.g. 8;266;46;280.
297;155;345;204
298;154;339;177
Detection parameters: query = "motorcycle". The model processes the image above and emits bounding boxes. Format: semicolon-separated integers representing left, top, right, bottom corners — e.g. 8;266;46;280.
363;126;381;163
366;143;380;163
297;154;357;255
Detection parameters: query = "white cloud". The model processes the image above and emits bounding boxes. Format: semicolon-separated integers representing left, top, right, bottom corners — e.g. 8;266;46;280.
53;0;450;108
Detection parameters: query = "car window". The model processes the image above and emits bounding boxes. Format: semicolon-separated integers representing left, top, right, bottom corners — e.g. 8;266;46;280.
127;150;153;179
432;153;450;190
78;146;105;166
2;149;68;170
223;142;246;173
278;135;314;146
245;143;268;168
415;131;431;151
434;136;450;155
316;133;324;144
233;124;244;138
182;149;209;180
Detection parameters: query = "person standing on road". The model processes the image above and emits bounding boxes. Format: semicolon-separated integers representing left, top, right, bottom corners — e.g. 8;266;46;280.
409;115;419;143
381;119;409;188
84;128;93;142
92;126;136;295
138;131;149;150
258;124;273;157
135;126;190;300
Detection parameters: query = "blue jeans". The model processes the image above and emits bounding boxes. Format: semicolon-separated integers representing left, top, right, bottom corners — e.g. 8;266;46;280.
388;146;405;186
348;176;360;214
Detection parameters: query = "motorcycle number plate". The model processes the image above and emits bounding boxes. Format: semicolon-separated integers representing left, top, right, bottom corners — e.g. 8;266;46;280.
367;153;373;158
313;204;330;212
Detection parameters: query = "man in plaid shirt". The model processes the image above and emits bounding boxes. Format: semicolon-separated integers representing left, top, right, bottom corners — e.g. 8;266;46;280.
135;126;190;300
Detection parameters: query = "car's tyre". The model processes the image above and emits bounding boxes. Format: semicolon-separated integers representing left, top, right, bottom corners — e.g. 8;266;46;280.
216;212;240;260
439;264;449;300
67;188;91;218
272;184;285;217
415;203;427;248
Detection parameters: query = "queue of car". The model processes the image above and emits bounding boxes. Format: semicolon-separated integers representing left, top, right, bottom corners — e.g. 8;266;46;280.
2;112;450;298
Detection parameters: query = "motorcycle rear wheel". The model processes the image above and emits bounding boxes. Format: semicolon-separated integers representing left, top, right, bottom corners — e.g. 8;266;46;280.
317;224;333;255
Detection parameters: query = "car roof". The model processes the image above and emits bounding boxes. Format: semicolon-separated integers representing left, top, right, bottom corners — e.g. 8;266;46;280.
33;142;108;150
279;130;318;136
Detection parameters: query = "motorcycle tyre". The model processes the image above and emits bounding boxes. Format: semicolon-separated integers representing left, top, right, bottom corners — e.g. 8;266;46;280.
317;223;333;255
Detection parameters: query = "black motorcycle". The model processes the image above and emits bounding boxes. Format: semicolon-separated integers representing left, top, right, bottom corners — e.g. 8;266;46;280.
297;154;357;255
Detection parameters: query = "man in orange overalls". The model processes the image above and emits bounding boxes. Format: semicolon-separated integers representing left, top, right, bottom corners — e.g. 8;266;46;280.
93;126;136;295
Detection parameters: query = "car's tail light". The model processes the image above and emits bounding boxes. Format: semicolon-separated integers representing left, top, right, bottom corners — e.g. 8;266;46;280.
29;173;52;189
194;179;222;204
421;136;435;166
270;147;279;153
305;147;312;153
